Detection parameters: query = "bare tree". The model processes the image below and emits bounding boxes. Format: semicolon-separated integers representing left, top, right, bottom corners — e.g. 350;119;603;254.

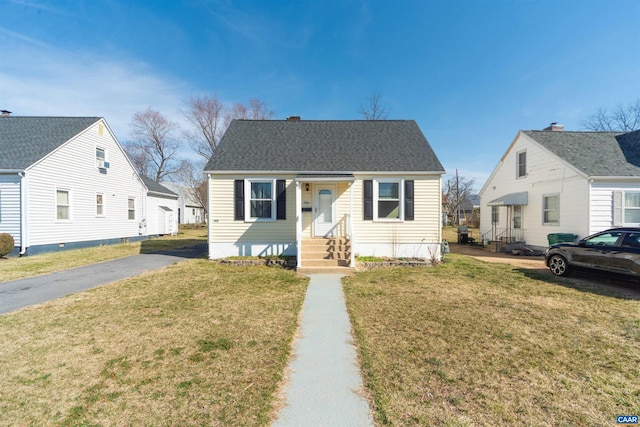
581;99;640;132
358;90;388;120
444;171;476;226
128;107;181;182
176;159;208;219
182;94;225;160
183;95;275;160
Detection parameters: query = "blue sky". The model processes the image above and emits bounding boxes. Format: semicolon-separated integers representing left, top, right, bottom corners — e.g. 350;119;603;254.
1;0;639;189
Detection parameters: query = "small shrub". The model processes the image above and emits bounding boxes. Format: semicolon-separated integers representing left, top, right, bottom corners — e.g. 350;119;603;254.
0;233;15;257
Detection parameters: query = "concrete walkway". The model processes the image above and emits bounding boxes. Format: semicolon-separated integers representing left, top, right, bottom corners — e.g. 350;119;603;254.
273;274;373;427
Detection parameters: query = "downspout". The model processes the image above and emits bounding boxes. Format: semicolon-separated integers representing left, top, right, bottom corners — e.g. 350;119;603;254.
18;171;28;255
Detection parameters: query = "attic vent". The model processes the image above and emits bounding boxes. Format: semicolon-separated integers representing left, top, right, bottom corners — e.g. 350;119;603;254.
286;116;301;121
543;122;564;131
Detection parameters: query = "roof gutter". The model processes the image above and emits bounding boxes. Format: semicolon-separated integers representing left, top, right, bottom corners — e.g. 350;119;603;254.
589;176;640;182
203;169;446;175
18;171;28;256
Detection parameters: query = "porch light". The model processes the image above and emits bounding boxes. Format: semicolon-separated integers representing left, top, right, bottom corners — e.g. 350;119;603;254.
305;183;309;192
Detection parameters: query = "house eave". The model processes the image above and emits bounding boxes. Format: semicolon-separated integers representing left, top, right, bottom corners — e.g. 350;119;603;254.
204;169;445;176
0;169;24;173
589;175;640;182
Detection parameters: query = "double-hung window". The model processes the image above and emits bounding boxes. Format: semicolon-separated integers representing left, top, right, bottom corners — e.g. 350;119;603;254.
516;150;527;178
247;179;275;221
376;180;401;220
96;148;106;168
56;189;70;220
96;193;105;216
543;194;559;224
624;192;640;223
128;198;136;220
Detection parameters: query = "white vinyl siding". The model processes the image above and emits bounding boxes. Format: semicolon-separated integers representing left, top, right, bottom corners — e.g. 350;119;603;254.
0;175;22;244
25;120;145;247
480;132;589;248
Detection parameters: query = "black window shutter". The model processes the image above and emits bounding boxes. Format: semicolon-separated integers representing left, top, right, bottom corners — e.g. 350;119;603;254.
405;180;414;221
276;179;286;220
234;180;244;220
363;180;373;220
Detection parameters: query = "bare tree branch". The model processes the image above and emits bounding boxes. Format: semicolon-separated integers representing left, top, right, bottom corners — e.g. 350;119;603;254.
444;173;476;226
358;90;388;120
182;94;225;160
176;159;208;219
581;99;640;131
128;107;181;182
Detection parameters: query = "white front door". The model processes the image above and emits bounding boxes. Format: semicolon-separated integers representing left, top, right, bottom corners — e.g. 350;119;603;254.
313;184;336;237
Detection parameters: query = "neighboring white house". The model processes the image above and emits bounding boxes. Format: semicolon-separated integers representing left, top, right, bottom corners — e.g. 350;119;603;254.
479;123;640;250
0;115;177;256
161;182;205;224
204;118;445;271
141;176;179;236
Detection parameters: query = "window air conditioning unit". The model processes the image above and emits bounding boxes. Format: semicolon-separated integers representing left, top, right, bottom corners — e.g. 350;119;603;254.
97;161;110;169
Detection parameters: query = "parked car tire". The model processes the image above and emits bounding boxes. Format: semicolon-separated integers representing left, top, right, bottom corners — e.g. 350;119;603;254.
548;254;570;277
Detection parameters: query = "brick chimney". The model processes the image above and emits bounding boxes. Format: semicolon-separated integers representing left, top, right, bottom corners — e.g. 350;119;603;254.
1;110;12;117
543;122;564;131
286;116;301;121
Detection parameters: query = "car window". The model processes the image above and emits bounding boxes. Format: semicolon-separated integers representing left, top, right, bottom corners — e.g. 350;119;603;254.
584;232;621;247
621;233;640;248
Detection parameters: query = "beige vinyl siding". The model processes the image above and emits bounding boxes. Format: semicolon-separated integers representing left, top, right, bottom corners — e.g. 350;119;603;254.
350;176;442;244
0;174;22;244
26;120;145;246
209;175;296;243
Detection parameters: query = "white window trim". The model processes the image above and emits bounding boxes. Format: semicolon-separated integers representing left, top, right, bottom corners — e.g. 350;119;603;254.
128;197;136;221
542;193;560;225
245;178;276;222
56;188;72;222
516;150;527;178
622;191;640;226
373;178;404;222
96;192;105;217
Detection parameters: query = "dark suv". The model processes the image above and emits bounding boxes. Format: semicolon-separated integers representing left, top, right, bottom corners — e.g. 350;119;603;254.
545;228;640;279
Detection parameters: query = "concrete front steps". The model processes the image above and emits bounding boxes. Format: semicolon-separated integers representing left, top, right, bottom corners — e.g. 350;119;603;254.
297;237;354;275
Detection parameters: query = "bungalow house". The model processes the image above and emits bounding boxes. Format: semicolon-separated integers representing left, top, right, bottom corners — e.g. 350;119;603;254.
204;118;445;271
0;115;176;256
479;123;640;250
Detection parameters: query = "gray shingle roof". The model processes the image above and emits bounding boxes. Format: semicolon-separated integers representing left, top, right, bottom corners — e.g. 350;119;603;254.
523;130;640;177
141;176;178;198
0;116;102;170
204;120;445;173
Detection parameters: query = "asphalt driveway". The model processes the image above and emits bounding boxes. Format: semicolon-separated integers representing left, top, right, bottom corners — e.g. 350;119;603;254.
0;244;207;315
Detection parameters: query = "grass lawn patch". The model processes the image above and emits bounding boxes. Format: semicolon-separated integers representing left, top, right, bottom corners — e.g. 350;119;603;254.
0;226;207;283
344;254;640;426
0;261;308;426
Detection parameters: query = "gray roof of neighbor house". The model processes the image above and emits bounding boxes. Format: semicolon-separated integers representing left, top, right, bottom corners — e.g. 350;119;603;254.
523;129;640;177
141;176;178;198
0;116;102;170
204;120;445;173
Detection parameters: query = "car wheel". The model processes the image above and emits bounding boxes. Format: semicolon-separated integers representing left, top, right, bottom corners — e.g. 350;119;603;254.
548;254;570;277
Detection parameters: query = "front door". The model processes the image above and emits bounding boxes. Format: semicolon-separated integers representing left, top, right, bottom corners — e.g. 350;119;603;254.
313;184;336;237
